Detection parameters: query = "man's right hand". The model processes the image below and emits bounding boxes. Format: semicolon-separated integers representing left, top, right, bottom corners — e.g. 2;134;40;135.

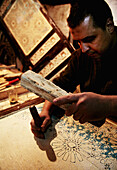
30;101;52;138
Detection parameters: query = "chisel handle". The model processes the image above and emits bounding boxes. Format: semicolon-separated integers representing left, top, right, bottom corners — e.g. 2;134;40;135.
29;105;45;139
29;105;43;127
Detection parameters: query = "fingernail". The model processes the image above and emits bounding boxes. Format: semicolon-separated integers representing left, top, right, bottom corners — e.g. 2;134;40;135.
53;99;57;102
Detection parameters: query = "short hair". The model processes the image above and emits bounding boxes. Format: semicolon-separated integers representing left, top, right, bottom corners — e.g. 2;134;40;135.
67;0;113;30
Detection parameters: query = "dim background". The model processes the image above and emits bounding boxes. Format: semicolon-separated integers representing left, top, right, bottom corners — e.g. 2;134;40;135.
0;0;117;66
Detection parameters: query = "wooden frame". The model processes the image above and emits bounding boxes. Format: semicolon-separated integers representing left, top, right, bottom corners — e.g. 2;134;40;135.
0;0;75;117
0;0;74;78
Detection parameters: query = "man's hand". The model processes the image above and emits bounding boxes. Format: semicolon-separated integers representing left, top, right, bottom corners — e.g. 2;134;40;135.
30;108;51;138
53;92;109;123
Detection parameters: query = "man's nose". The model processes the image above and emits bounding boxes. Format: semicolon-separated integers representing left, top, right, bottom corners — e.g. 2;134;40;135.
80;42;89;53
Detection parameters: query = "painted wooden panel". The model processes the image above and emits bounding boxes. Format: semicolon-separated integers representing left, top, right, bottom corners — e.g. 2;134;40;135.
0;103;116;170
3;0;52;55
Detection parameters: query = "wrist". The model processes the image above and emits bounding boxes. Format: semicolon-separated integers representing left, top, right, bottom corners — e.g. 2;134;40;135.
102;95;117;118
42;100;53;113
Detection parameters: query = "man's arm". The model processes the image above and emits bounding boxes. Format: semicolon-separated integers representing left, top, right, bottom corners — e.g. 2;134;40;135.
53;92;117;123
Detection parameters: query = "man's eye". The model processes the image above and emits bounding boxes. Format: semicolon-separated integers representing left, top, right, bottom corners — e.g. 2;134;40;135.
83;36;96;43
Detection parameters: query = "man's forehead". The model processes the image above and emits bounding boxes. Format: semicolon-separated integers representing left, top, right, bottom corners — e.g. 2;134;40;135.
83;16;92;25
69;16;96;40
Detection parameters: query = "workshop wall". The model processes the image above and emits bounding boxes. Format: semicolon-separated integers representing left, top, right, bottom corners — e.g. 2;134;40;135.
44;4;70;38
105;0;117;25
0;0;117;67
45;0;117;36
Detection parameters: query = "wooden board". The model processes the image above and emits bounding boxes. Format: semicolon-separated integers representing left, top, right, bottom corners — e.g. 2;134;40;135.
0;66;25;98
21;70;70;110
3;0;53;56
0;92;44;117
0;103;116;170
0;66;44;117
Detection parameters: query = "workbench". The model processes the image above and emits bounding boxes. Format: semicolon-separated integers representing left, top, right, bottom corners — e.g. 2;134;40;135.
0;103;117;170
0;64;44;117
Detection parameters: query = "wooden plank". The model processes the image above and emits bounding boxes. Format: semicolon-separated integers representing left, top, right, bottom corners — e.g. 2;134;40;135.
0;84;28;100
0;66;45;116
39;48;71;78
0;67;26;100
21;70;70;110
0;92;44;117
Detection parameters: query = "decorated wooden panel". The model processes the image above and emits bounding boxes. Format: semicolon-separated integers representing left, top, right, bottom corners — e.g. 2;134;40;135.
0;0;74;77
39;48;71;77
30;33;60;65
3;0;53;56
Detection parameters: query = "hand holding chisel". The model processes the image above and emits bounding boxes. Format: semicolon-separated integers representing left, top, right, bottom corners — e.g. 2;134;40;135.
29;105;45;139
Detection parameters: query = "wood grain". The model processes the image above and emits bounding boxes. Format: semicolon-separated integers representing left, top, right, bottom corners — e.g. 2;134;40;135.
21;70;70;110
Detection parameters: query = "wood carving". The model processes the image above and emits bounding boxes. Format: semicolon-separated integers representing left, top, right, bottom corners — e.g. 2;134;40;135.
21;70;70;110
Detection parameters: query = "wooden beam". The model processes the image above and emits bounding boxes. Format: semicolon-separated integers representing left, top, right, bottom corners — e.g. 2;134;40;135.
0;93;44;117
21;70;70;110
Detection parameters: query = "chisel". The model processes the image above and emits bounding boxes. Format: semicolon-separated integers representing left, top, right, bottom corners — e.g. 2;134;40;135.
29;105;45;139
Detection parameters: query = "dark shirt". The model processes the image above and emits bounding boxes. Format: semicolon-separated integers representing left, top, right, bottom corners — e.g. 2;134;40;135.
39;0;74;5
53;28;117;95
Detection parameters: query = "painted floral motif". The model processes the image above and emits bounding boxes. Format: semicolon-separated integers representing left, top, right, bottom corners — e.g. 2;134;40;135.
50;116;117;170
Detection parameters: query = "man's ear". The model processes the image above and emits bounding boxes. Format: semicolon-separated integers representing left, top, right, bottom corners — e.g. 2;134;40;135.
106;18;114;34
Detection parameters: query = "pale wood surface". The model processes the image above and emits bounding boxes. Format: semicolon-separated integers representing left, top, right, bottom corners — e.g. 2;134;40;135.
3;0;53;56
0;92;43;117
21;70;70;110
0;66;44;117
0;103;117;170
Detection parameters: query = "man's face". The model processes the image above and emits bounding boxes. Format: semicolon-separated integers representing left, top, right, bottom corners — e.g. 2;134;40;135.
70;16;113;58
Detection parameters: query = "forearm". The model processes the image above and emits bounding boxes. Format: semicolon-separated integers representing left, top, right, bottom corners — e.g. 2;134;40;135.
105;95;117;118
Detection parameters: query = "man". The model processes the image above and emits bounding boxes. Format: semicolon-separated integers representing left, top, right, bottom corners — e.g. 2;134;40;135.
31;0;117;138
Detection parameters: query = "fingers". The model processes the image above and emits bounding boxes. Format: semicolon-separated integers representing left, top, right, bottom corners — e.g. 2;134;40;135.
64;100;86;124
65;101;85;124
31;115;51;130
79;115;87;124
66;108;86;124
73;112;83;121
30;116;51;138
65;102;78;116
30;120;45;138
41;118;51;132
53;93;81;105
30;119;41;131
31;128;45;139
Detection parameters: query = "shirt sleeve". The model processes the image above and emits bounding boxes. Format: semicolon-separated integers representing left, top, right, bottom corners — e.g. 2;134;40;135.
52;50;80;93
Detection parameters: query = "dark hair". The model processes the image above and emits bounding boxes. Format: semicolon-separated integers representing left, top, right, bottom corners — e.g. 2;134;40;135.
67;0;113;30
